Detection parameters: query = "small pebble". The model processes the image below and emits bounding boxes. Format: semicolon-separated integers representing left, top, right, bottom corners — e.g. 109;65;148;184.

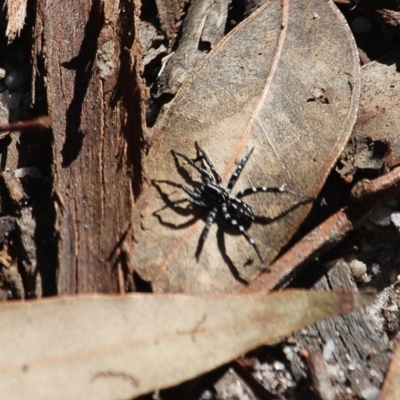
360;386;380;400
347;361;357;371
200;390;214;400
5;70;26;90
349;259;367;279
283;345;295;361
323;339;335;361
273;361;285;371
371;263;380;275
391;212;400;229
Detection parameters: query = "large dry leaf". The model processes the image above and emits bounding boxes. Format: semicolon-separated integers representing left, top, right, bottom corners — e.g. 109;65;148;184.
0;290;368;399
133;0;360;293
354;49;400;167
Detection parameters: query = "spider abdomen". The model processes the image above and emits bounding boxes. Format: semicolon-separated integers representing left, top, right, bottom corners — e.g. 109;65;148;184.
228;197;255;223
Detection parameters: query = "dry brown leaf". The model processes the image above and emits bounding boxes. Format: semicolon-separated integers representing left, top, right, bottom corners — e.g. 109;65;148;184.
354;48;400;167
133;0;360;293
0;290;370;399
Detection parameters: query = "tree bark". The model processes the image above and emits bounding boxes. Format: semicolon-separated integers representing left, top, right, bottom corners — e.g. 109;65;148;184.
33;0;146;294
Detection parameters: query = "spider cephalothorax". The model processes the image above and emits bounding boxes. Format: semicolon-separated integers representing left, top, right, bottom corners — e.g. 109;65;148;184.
156;142;301;261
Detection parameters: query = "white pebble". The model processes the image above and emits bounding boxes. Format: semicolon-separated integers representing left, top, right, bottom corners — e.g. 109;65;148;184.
371;263;380;275
391;212;400;229
360;386;380;400
349;259;367;279
323;339;335;361
273;361;285;371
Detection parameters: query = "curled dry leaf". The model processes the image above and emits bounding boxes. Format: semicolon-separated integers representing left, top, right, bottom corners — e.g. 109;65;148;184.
0;290;371;399
354;48;400;167
133;0;360;293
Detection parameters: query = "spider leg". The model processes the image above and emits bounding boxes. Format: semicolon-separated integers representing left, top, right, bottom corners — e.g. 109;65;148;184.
222;204;262;261
172;149;214;184
200;207;218;242
239;226;263;261
227;147;255;191
236;184;303;199
194;142;222;184
195;206;218;260
153;179;206;207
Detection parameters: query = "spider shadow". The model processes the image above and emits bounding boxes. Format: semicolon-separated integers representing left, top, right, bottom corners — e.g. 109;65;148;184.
215;224;250;285
153;149;217;260
252;196;313;225
152;180;203;230
171;149;202;186
152;188;249;285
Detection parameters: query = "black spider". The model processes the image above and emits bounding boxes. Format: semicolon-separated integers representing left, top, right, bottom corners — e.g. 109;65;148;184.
155;142;302;261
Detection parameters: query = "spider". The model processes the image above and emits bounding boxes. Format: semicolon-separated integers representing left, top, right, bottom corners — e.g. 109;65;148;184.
155;142;302;261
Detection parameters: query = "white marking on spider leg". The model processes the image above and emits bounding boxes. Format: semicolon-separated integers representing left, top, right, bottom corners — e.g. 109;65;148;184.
279;184;287;192
231;219;238;225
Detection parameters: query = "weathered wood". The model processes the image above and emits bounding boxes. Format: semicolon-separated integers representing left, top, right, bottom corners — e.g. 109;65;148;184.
290;260;390;398
33;0;146;294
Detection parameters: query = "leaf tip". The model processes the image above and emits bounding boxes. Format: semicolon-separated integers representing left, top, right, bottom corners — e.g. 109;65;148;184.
338;288;376;315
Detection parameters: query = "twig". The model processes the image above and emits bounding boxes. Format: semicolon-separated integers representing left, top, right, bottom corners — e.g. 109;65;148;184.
240;166;400;293
0;115;51;138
